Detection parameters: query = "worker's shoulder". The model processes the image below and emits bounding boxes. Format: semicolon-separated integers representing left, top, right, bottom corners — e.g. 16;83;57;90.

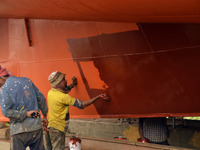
4;76;32;86
13;76;31;82
48;89;67;99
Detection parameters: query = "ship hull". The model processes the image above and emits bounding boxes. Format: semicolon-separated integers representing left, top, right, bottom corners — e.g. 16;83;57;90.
1;19;200;121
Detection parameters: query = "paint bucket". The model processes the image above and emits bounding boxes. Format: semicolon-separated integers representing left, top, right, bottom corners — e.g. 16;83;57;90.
69;136;81;150
137;138;150;143
114;136;126;140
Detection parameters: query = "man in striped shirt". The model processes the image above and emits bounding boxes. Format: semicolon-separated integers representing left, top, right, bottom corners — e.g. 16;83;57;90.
139;117;170;145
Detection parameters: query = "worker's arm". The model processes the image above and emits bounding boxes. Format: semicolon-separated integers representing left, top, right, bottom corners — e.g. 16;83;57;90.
32;82;48;117
1;90;38;121
64;76;77;93
165;118;170;138
69;76;77;89
70;93;110;109
32;81;48;125
139;118;145;140
82;93;110;108
0;89;26;122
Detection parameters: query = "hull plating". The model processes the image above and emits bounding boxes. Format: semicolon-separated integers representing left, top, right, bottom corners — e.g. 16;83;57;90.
0;19;200;121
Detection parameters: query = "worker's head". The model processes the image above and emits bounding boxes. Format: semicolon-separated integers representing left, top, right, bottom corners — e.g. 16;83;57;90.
0;65;11;87
48;71;67;89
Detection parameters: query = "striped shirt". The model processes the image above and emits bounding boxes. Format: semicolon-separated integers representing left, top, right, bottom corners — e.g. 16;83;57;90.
142;118;168;143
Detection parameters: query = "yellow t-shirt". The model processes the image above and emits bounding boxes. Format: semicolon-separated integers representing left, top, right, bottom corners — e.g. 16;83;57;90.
47;88;76;132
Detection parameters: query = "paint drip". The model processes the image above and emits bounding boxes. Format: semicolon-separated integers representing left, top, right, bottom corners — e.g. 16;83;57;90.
69;136;81;150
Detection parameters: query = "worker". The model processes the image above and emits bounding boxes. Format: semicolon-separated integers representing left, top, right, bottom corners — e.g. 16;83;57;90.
139;117;170;145
47;71;110;150
0;65;48;150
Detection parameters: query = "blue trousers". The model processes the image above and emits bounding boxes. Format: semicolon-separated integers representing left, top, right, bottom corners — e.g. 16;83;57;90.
11;129;44;150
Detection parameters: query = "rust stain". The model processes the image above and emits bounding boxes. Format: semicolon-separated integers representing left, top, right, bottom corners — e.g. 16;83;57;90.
123;125;140;142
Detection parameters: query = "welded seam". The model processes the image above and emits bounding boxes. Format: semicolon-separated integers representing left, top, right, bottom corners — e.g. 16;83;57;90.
93;21;107;55
18;44;200;64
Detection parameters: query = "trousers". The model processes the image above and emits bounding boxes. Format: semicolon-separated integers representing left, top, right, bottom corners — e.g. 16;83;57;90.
11;129;44;150
48;127;65;150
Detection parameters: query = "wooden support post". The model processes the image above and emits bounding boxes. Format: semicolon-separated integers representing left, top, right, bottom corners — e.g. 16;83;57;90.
0;127;10;140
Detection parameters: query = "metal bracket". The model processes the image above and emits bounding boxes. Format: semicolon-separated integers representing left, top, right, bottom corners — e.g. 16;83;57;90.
25;18;33;46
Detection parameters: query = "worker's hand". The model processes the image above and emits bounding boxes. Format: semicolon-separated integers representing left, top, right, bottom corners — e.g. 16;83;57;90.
100;93;111;102
26;110;40;118
42;117;49;132
42;117;48;126
137;137;150;143
72;76;77;86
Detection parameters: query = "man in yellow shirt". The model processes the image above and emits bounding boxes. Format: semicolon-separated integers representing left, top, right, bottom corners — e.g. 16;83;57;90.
47;71;110;150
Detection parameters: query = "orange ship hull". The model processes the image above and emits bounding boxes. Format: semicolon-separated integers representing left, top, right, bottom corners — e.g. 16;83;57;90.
1;19;200;121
